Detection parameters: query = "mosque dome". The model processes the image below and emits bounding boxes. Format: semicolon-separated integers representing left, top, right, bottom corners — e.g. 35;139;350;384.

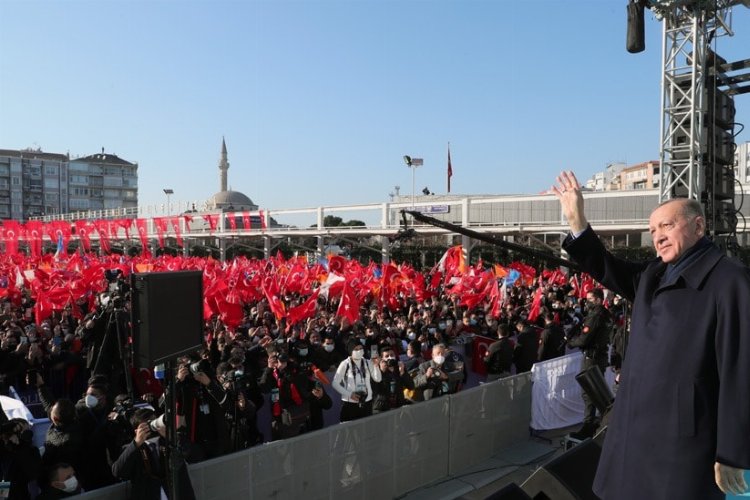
210;190;257;211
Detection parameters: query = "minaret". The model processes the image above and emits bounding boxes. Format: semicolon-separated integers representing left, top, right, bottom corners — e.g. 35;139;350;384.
219;137;229;192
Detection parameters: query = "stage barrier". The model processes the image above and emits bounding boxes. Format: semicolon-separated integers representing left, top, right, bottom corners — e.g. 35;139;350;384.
72;372;532;500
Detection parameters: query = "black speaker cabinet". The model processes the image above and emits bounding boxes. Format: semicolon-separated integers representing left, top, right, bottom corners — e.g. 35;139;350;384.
131;270;204;367
521;438;601;500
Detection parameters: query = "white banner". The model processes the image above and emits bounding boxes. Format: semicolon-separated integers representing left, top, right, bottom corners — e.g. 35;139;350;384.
530;351;615;431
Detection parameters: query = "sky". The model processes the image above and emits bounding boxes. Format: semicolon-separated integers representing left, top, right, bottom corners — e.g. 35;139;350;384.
1;0;749;225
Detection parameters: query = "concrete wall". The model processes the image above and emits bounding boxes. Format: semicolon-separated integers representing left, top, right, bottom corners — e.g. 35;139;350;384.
76;372;532;500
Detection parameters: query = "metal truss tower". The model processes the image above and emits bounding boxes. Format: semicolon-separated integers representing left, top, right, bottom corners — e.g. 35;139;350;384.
657;0;737;204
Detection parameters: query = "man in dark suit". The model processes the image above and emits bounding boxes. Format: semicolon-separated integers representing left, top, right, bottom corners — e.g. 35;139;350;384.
552;171;749;499
484;324;515;381
111;408;196;500
512;320;538;373
567;288;611;439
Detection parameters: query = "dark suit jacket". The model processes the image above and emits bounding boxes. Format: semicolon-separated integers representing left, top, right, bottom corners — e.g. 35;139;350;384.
565;227;750;500
112;438;196;500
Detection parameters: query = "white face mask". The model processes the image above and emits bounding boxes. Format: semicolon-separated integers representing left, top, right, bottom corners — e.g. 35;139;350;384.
323;344;335;353
61;476;78;493
433;355;445;365
351;349;364;361
407;332;416;340
85;394;99;409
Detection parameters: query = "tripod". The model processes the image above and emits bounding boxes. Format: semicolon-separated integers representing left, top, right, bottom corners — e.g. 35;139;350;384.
92;304;134;398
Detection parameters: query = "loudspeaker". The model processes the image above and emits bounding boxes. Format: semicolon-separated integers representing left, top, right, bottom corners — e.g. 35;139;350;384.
521;439;601;500
131;271;203;367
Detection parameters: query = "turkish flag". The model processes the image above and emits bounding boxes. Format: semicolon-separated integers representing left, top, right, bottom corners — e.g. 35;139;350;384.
115;218;134;240
135;219;151;257
153;217;169;248
262;280;286;321
74;221;93;252
182;214;193;232
259;210;267;230
336;282;360;325
204;214;219;234
93;220;112;254
227;213;237;231
327;255;346;274
241;211;251;230
287;289;320;326
24;221;44;258
527;287;544;324
169;217;183;247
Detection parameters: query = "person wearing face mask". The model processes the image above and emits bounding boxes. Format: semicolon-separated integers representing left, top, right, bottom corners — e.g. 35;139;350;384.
332;339;382;422
371;347;414;413
74;382;118;489
36;463;82;499
413;344;463;400
310;335;344;372
567;288;612;440
34;374;86;476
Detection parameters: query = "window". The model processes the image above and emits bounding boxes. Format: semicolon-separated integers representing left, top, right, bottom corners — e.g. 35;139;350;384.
70;175;88;185
103;176;123;187
45;165;58;175
44;178;59;189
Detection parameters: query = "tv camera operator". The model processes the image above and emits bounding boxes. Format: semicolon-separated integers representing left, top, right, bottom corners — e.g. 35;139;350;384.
77;270;133;397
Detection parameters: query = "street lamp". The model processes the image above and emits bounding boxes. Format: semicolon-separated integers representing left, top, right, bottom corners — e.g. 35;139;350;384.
163;188;174;214
403;155;423;208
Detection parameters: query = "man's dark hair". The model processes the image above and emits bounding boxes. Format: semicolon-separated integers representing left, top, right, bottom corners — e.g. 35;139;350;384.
498;324;511;338
45;462;73;486
216;362;232;378
129;408;155;428
51;399;76;423
407;340;421;353
588;288;604;301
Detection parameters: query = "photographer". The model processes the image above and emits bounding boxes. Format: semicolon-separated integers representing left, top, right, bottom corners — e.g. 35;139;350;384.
105;394;140;463
111;408;196;500
371;346;414;413
174;357;231;462
215;362;263;450
259;352;311;441
331;339;382;422
413;343;463;400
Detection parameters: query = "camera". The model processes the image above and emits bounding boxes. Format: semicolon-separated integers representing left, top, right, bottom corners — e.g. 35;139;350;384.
189;359;212;376
352;390;368;408
386;358;398;369
111;397;136;433
148;414;166;433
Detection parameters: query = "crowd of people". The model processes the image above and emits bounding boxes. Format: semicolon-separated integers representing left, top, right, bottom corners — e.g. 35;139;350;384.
0;248;628;499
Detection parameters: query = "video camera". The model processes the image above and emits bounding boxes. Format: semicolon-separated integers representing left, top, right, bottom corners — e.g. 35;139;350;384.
111;396;137;434
99;269;129;311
